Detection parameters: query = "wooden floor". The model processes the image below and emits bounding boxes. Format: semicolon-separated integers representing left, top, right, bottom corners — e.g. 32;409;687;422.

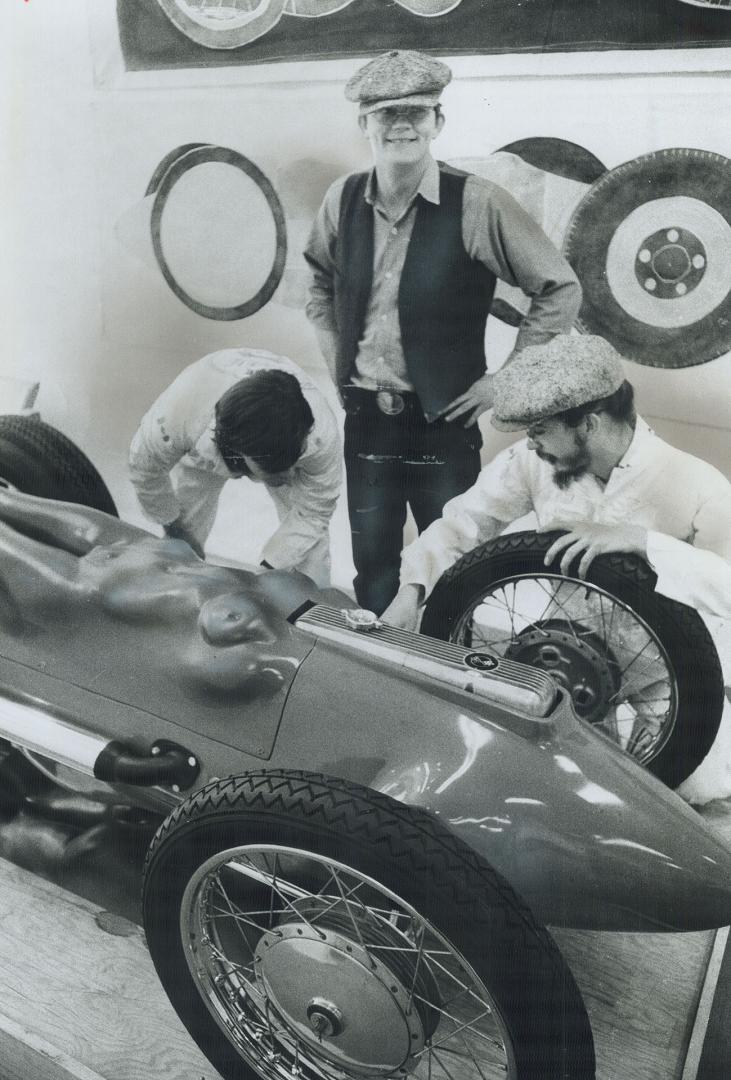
0;799;729;1080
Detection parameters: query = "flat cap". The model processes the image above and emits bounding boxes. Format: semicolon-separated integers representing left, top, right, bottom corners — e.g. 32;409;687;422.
491;335;626;431
345;50;452;115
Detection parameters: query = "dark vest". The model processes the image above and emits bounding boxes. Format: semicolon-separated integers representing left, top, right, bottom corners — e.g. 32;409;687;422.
333;165;495;420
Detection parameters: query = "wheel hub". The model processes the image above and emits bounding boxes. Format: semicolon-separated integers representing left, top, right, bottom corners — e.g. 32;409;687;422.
254;900;437;1076
634;226;706;299
506;620;619;725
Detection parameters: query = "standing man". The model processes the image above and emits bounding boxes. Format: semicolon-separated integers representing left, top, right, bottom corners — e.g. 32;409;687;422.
305;49;582;614
129;348;342;587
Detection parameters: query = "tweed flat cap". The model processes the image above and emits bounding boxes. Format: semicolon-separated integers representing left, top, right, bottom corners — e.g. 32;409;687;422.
491;335;626;431
345;50;452;115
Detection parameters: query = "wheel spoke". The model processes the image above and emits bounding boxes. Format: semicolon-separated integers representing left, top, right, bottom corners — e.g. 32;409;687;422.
211;872;258;959
457;572;677;768
179;846;514;1080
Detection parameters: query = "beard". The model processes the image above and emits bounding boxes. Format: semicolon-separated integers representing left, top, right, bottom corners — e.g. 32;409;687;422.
535;432;591;490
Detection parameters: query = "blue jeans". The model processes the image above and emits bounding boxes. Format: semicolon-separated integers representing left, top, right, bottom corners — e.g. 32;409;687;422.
343;388;481;615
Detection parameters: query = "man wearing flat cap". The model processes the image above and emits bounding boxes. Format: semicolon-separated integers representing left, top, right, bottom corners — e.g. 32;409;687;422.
382;334;731;631
305;49;582;615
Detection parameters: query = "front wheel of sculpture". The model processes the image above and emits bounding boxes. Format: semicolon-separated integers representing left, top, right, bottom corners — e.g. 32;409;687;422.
421;531;724;788
143;770;595;1080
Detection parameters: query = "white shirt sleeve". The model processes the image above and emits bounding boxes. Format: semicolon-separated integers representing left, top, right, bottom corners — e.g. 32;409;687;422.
646;481;731;617
128;366;210;526
261;391;343;569
400;443;533;598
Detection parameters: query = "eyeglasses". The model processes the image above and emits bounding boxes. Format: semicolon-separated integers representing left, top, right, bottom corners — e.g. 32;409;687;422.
370;106;437;126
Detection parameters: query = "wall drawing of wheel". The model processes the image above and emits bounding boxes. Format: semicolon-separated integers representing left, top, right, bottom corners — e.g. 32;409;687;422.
155;0;287;49
149;144;287;321
564;148;731;368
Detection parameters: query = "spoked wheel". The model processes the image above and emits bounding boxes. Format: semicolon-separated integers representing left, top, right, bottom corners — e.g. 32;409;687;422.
421;531;724;788
143;771;595;1080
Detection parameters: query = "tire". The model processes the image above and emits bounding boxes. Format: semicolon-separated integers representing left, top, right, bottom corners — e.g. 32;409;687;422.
563;148;731;368
143;770;595;1080
0;415;117;515
421;531;724;788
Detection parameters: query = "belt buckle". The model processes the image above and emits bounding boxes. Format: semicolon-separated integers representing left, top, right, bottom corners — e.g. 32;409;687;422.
376;391;405;416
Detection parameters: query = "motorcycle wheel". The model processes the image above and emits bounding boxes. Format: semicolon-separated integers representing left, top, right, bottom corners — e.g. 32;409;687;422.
143;770;595;1080
0;414;117;515
421;531;724;789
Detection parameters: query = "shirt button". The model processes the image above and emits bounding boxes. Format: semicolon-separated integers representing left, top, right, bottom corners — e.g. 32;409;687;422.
390;227;398;236
377;356;385;364
381;314;387;321
385;272;393;280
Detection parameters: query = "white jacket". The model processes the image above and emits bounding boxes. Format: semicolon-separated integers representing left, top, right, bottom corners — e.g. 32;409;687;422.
129;349;342;570
401;417;731;619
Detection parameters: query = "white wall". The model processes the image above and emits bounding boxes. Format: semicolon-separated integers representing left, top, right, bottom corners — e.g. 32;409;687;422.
2;1;730;584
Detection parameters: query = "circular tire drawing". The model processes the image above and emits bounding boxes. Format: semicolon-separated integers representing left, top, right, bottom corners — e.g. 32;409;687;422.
150;144;287;321
143;770;595;1080
564;148;731;367
145;142;214;197
155;0;286;49
420;531;724;789
0;415;117;516
498;137;606;187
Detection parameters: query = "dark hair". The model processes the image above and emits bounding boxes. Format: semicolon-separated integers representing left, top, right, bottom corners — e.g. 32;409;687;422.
555;380;636;429
214;370;314;475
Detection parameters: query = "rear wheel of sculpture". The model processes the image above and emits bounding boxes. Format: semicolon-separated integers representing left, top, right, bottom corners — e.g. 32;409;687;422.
421;531;724;788
143;770;596;1080
0;415;117;515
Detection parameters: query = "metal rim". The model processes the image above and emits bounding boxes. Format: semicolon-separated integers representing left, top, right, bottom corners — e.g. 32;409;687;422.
449;573;678;765
179;844;516;1079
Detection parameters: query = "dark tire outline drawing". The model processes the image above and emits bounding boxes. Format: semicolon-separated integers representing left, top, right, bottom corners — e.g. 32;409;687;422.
150;144;287;321
564;148;731;368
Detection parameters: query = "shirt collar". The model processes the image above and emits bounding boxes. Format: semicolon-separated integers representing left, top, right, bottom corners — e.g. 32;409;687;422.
365;157;441;210
614;415;655;470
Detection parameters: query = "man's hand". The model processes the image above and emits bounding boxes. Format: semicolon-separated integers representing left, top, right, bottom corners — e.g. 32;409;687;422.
381;584;425;632
541;521;648;579
443;373;495;428
164;519;204;559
